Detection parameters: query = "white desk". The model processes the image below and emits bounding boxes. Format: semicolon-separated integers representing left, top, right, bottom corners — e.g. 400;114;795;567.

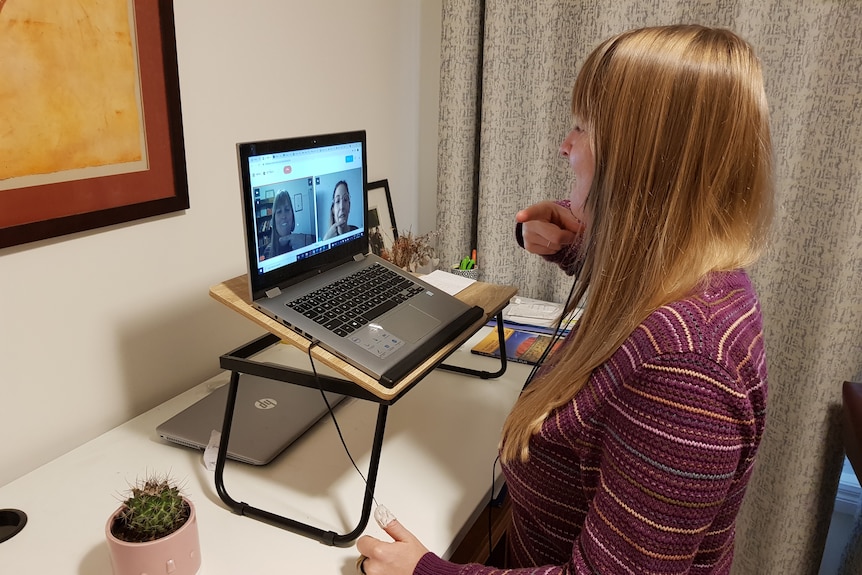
0;328;530;573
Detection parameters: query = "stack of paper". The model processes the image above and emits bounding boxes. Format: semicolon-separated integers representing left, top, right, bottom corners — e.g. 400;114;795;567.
493;296;581;334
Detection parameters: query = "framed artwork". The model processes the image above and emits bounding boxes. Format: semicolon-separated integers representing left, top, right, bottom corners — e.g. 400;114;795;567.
0;0;189;249
366;179;398;258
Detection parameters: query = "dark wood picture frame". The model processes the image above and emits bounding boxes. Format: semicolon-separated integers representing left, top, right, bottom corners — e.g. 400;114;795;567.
0;0;189;249
366;179;399;257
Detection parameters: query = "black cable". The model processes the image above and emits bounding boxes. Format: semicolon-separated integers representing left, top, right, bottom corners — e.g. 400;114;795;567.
306;343;378;508
488;454;500;560
522;276;580;390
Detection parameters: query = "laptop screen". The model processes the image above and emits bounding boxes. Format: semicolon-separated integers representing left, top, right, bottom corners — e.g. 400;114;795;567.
237;131;368;299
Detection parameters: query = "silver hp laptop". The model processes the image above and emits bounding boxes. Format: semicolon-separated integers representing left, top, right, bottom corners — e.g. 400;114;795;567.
237;130;483;388
157;375;345;465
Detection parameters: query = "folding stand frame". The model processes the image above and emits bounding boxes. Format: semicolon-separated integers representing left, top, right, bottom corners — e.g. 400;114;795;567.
212;315;509;546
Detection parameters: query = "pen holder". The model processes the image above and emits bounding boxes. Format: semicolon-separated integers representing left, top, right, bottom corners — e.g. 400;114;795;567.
450;265;480;281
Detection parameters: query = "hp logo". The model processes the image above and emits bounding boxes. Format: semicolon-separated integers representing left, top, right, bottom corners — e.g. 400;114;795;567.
254;398;278;410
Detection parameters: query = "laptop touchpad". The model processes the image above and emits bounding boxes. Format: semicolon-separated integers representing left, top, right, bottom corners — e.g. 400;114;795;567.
382;305;439;343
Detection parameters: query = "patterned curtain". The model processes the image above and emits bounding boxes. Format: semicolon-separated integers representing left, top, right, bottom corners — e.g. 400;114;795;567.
436;1;862;573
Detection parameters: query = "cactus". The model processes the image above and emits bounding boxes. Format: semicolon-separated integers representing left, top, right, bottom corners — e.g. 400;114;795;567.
111;475;190;543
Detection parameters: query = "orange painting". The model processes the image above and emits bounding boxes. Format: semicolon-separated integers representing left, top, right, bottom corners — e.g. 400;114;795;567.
0;0;144;189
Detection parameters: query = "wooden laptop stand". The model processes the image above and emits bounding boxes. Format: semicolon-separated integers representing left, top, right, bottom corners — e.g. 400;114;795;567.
209;275;516;546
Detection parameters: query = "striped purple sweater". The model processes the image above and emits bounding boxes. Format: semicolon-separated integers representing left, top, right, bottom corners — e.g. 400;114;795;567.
416;269;767;575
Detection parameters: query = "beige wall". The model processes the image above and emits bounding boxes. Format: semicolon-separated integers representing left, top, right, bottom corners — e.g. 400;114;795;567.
0;0;443;487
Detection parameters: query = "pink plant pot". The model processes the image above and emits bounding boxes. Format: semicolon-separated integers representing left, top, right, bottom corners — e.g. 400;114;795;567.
105;498;201;575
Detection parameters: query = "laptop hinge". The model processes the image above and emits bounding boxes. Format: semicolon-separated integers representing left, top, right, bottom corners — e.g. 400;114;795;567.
353;253;366;262
265;287;282;299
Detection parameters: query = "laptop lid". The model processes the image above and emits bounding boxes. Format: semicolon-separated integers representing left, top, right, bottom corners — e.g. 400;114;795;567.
236;131;485;388
156;375;345;466
238;130;368;301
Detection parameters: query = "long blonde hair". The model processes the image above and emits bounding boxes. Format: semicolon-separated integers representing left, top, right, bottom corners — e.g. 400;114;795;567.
500;25;774;463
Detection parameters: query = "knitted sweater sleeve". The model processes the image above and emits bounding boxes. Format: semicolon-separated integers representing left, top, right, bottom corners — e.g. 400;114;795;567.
414;350;751;575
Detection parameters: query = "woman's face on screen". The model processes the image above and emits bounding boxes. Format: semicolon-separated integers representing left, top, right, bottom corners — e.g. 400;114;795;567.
274;200;294;235
332;184;351;226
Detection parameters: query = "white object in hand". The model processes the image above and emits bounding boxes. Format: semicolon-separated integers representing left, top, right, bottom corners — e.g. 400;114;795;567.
374;505;396;529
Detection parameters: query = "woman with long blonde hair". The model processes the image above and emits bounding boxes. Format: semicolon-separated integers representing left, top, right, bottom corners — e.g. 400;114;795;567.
357;24;773;575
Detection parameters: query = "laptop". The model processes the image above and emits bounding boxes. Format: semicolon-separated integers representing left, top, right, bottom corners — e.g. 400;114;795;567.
237;130;484;388
157;375;346;465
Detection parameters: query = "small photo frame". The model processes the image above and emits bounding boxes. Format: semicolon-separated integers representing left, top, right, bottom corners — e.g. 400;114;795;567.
367;179;398;257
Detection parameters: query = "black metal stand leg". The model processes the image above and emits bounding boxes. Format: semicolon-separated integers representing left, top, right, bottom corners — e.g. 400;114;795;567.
437;311;508;379
213;371;389;547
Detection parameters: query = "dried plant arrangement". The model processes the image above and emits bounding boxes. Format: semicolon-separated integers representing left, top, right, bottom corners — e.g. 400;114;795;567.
381;230;439;272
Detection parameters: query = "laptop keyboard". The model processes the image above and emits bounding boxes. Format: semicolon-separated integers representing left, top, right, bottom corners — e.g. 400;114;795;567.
285;263;426;337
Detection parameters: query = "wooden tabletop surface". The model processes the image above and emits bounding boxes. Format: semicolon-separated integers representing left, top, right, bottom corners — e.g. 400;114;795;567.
210;274;517;401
